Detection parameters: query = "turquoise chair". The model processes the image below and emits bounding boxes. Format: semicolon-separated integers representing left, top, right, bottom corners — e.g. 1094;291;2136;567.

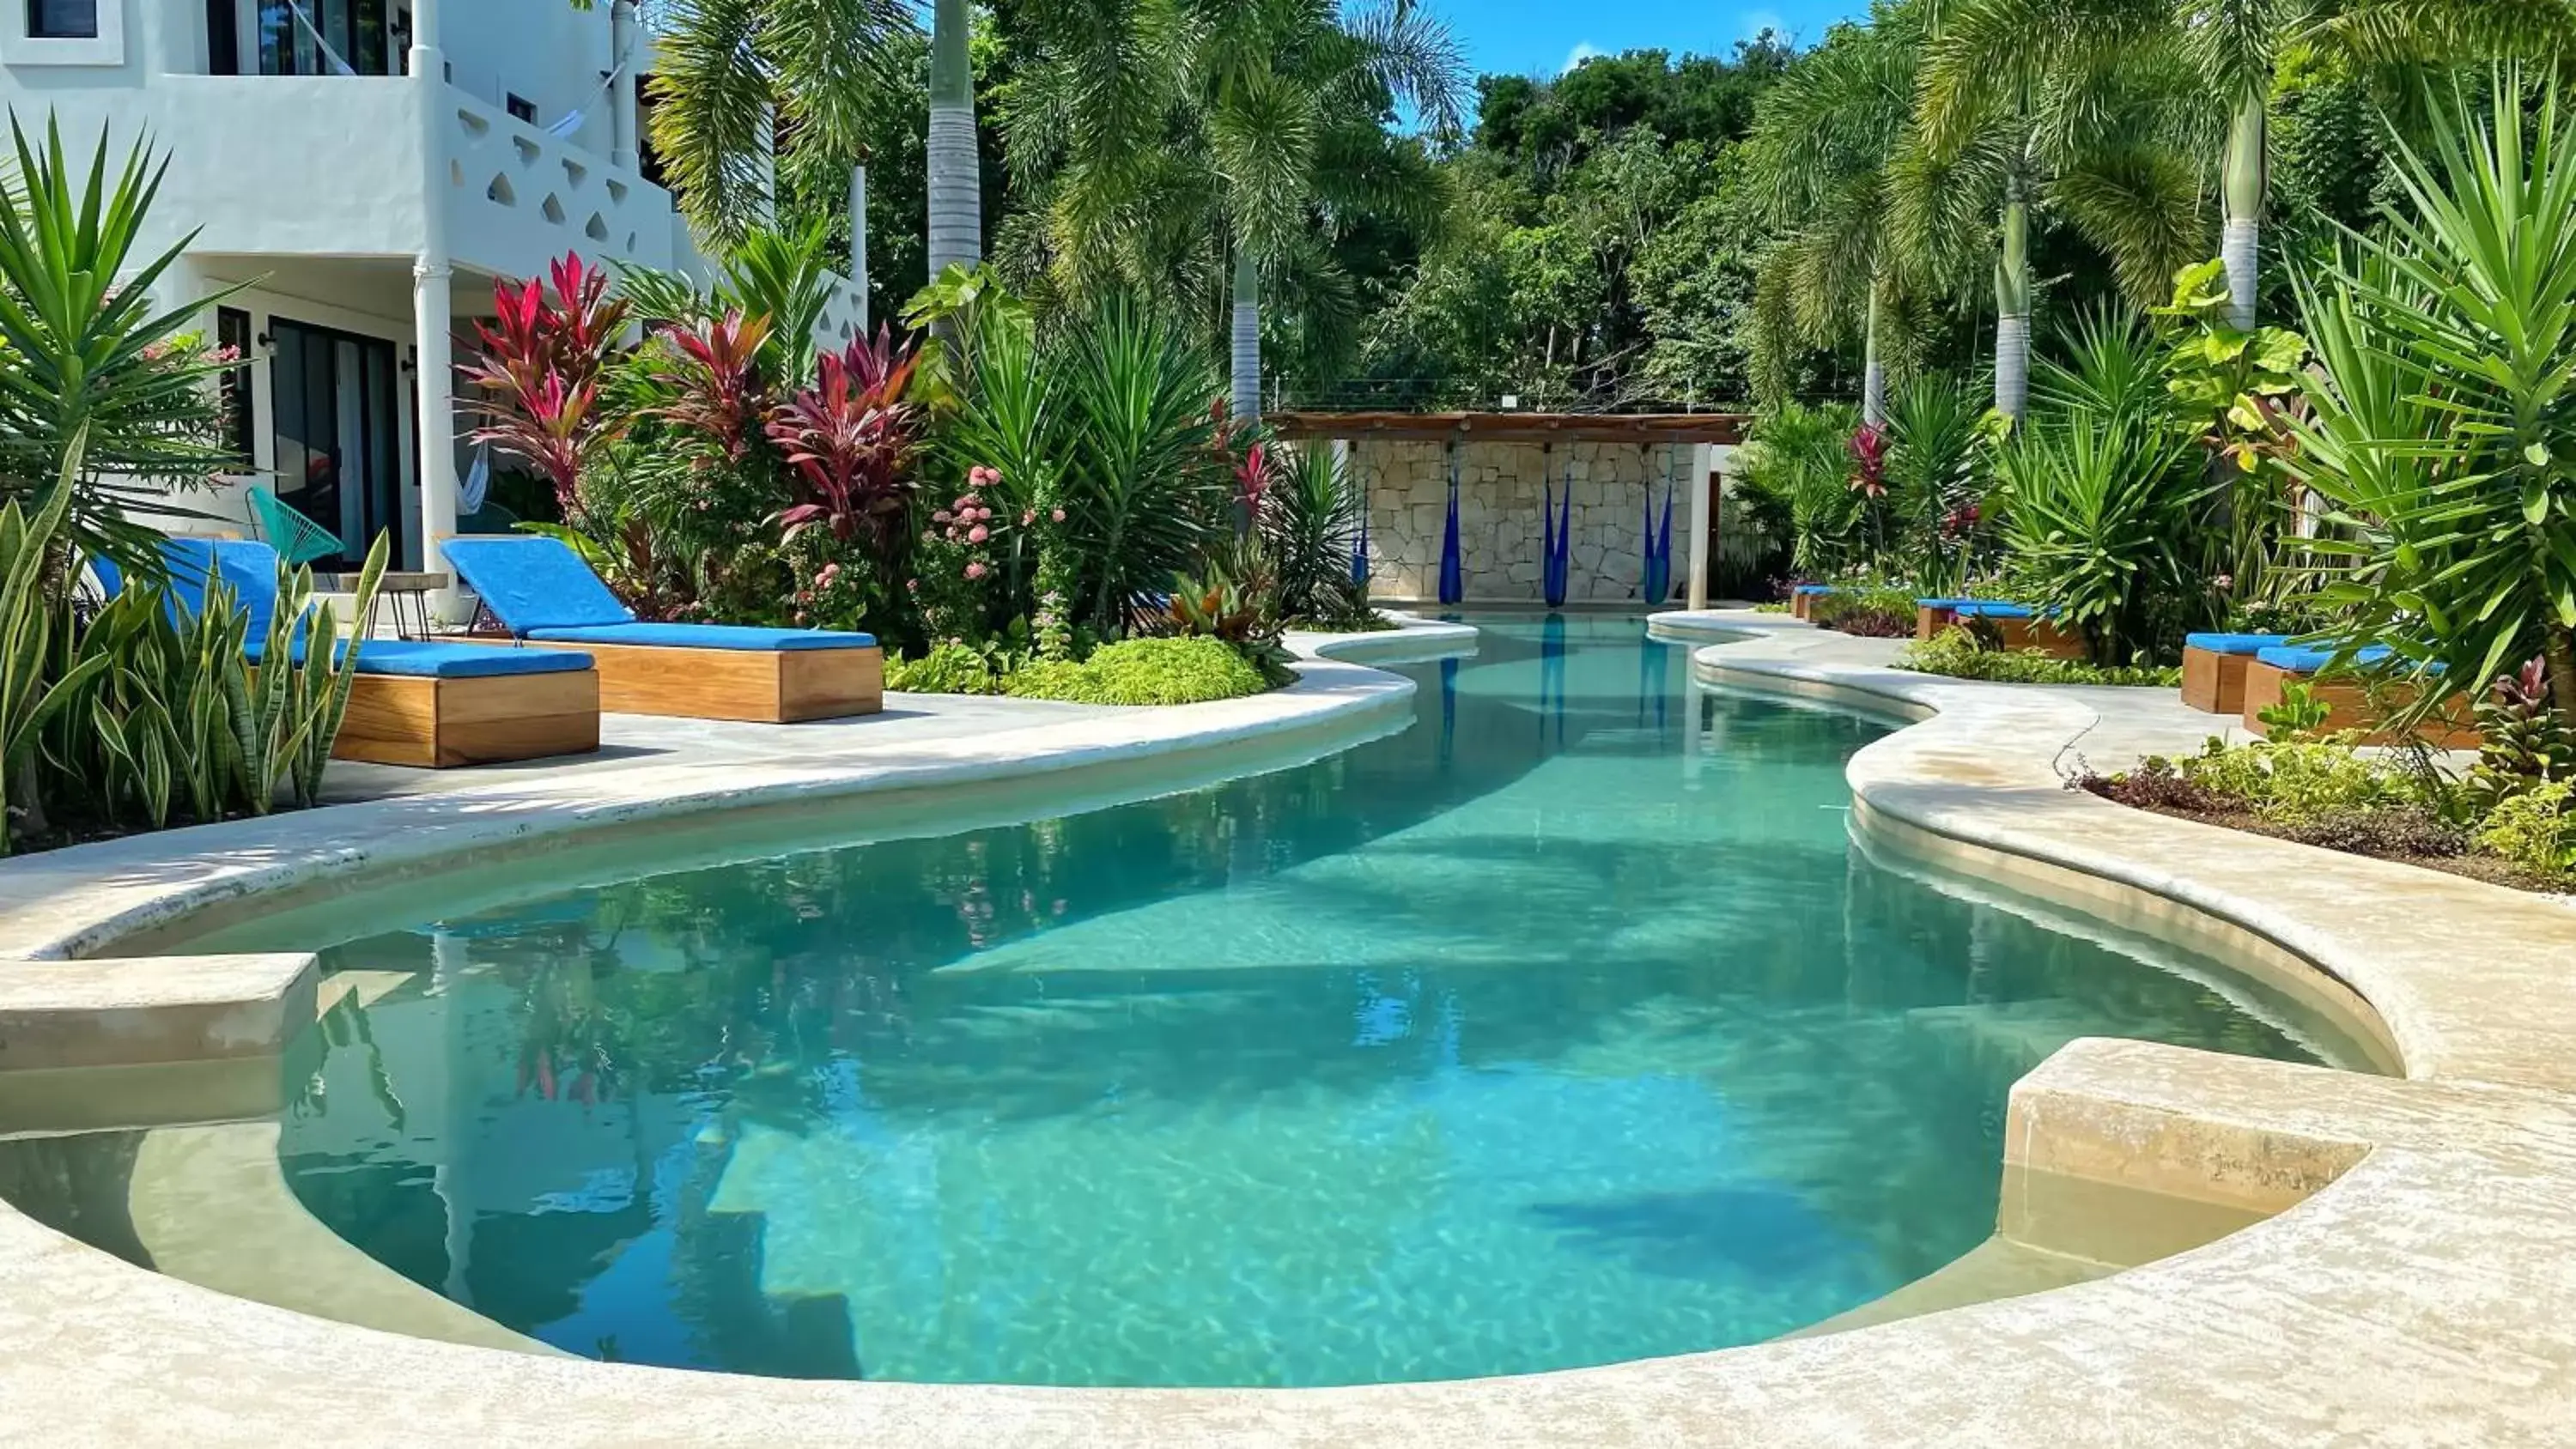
248;490;343;569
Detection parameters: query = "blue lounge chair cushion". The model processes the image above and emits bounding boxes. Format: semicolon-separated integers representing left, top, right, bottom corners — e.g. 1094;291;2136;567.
1793;584;1834;596
1915;597;1975;609
94;539;289;639
2184;633;2293;657
164;539;286;640
524;621;878;652
1954;601;2037;619
301;640;596;678
440;536;638;633
2256;644;2397;674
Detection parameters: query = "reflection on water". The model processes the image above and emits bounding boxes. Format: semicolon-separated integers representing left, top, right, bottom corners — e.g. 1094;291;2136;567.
239;615;2336;1387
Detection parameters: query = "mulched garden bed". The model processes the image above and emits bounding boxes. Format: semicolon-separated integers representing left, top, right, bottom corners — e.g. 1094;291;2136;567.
2076;772;2573;897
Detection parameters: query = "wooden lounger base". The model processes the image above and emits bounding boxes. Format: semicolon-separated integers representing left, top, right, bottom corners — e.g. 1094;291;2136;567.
519;640;885;723
1915;608;2088;660
333;670;603;768
2181;646;2251;714
2239;662;2480;749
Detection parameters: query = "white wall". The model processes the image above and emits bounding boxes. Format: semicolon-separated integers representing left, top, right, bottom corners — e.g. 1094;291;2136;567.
443;0;625;161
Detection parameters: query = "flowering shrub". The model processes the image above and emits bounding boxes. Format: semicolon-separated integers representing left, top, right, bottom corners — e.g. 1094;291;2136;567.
912;470;1011;643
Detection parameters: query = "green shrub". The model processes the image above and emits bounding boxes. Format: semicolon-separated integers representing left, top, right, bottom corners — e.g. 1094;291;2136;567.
1809;585;1917;637
1897;627;2182;687
2176;738;2416;822
2474;780;2576;881
2255;678;2332;742
1006;636;1273;706
884;641;1009;696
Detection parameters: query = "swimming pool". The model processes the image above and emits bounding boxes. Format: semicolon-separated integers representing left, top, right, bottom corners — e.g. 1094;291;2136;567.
253;615;2348;1387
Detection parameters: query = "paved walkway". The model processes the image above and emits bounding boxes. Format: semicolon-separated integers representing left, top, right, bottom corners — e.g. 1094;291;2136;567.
319;692;1111;802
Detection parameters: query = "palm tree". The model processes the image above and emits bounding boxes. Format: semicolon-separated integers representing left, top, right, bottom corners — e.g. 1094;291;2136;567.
1917;0;2575;331
1746;4;1953;427
1196;2;1465;425
1909;21;2212;420
647;0;914;254
927;0;983;277
1005;1;1465;426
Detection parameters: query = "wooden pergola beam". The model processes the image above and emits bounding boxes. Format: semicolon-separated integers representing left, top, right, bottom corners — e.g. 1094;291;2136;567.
1265;410;1748;446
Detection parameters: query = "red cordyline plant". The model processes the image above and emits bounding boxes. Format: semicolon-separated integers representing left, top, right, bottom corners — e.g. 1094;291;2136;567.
1236;441;1273;510
459;253;632;513
763;327;922;549
653;310;775;463
1846;423;1888;499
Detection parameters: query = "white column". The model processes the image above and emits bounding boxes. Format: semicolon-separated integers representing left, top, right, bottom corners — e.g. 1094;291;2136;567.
414;1;461;613
849;163;870;331
1686;440;1716;613
609;0;641;172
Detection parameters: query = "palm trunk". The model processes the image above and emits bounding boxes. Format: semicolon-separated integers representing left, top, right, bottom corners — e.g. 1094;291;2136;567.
848;162;870;330
1862;277;1886;429
925;0;981;278
1230;247;1262;429
2548;622;2576;735
2221;93;2265;331
1993;177;2031;423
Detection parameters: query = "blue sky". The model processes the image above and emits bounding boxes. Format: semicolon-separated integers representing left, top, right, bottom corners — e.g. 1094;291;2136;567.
1439;0;1868;82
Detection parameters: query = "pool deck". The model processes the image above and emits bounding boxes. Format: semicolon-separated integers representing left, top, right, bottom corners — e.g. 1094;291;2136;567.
7;608;2576;1442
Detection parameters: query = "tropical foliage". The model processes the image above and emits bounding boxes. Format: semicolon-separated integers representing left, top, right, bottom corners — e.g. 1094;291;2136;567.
0;119;244;577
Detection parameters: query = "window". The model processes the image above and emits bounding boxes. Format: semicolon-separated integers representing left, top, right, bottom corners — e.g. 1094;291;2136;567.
216;307;255;466
27;0;97;39
506;93;537;124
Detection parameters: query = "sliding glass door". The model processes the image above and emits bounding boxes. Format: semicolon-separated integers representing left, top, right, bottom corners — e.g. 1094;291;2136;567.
270;318;407;570
256;0;398;77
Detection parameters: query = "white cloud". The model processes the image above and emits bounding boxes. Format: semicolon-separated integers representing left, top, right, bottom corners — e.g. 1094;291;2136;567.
1559;41;1603;73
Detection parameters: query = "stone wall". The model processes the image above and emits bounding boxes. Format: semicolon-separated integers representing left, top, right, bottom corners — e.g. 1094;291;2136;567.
1349;440;1725;604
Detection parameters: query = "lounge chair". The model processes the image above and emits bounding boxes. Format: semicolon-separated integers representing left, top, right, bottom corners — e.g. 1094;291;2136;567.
1916;599;2087;658
1790;584;1834;621
1914;597;1974;640
2179;633;2291;714
104;540;602;769
2242;644;2477;748
440;536;884;724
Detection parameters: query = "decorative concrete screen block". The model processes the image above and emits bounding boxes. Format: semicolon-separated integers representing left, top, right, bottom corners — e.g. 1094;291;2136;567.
1357;440;1699;604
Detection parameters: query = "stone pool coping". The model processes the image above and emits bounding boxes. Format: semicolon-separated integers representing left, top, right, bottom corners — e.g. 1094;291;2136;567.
8;608;2576;1442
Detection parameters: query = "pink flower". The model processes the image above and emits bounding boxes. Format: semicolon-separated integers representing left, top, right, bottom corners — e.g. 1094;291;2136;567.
1023;509;1037;525
964;561;988;580
970;465;999;487
933;509;952;524
1050;507;1066;524
968;524;988;543
907;578;920;592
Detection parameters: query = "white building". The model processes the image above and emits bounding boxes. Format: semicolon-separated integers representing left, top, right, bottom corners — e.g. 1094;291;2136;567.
0;0;866;592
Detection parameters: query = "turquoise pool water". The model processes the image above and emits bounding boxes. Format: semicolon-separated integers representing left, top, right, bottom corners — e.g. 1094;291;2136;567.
266;615;2338;1387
